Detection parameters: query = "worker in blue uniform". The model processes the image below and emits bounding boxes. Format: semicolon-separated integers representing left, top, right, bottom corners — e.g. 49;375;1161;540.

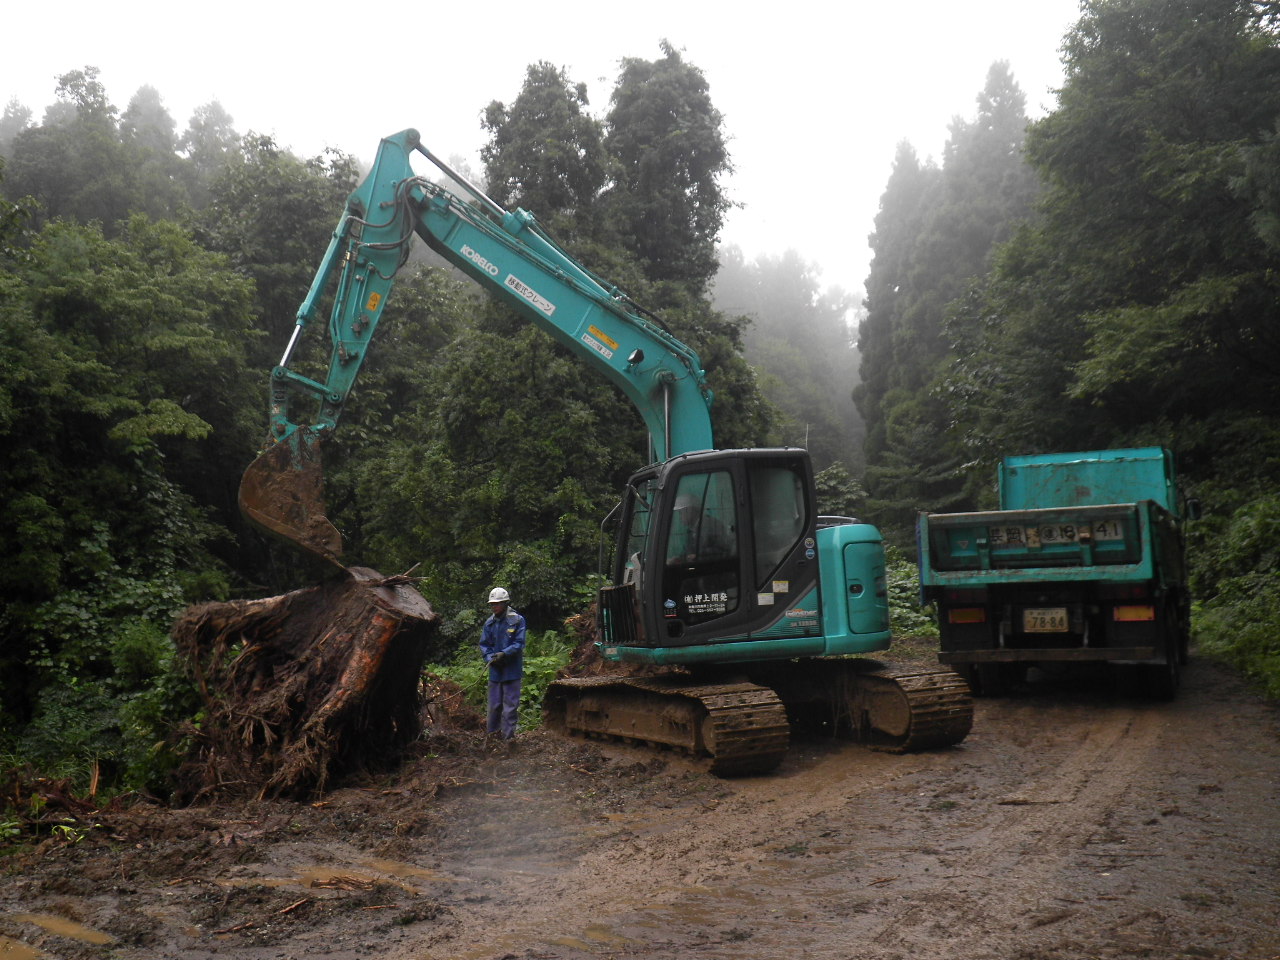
480;587;526;740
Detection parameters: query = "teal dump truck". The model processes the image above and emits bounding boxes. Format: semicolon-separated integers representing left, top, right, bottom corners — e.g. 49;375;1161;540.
917;448;1196;697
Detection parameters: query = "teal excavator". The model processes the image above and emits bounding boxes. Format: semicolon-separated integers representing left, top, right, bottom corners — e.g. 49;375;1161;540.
240;129;971;774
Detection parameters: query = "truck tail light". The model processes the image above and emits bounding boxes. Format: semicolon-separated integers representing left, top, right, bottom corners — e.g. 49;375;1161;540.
948;607;987;624
1113;604;1156;622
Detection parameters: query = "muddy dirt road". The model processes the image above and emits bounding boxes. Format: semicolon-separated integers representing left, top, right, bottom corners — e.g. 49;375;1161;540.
2;655;1278;960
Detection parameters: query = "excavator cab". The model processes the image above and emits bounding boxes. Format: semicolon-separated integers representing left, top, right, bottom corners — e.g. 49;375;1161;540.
600;448;822;654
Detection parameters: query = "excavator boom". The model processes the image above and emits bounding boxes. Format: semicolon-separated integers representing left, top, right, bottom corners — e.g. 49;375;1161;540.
240;128;714;564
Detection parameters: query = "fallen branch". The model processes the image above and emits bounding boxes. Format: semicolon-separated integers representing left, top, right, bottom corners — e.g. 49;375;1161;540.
212;897;311;935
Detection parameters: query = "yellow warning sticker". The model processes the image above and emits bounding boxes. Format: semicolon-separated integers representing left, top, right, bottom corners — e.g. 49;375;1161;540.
588;325;619;351
365;292;382;311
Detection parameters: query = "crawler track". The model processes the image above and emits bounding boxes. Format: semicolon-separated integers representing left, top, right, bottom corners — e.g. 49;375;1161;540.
746;657;973;753
544;676;789;776
854;662;975;753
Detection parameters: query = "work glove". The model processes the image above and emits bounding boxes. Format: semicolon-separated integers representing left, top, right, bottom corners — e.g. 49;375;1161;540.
488;651;506;666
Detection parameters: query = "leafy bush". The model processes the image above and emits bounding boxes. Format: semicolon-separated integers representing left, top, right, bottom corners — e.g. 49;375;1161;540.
885;545;939;639
2;550;199;796
1196;576;1280;698
1190;492;1280;696
7;618;198;795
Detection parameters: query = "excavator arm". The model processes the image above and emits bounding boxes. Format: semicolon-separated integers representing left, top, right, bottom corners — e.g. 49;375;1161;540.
240;128;715;564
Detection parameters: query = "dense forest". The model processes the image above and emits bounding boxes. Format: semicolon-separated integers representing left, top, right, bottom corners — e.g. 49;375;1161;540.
1;0;1277;797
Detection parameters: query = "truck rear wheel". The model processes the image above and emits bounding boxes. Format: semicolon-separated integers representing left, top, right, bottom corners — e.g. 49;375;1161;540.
1142;602;1182;700
956;662;1022;697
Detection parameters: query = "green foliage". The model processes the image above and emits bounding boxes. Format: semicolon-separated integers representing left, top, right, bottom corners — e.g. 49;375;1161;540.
864;389;971;547
1196;578;1280;698
858;63;1039;535
904;1;1280;693
0;815;20;844
946;0;1280;459
431;626;574;732
193;133;358;358
336;49;775;634
602;41;732;291
341;300;642;632
481;62;611;236
0;179;255;787
1178;419;1280;694
1191;479;1280;695
814;462;867;519
885;546;938;640
177;101;241;208
4;544;199;794
0;98;33;157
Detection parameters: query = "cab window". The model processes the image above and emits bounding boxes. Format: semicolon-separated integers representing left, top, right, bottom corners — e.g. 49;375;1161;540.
749;464;807;588
662;471;739;626
665;472;737;566
620;477;658;584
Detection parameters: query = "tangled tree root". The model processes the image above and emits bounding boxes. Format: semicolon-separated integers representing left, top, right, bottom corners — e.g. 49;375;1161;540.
172;567;444;801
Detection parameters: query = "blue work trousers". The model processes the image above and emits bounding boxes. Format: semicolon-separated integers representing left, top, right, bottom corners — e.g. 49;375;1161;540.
487;678;521;738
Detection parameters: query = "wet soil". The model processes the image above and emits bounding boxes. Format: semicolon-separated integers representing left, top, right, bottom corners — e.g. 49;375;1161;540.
2;653;1278;960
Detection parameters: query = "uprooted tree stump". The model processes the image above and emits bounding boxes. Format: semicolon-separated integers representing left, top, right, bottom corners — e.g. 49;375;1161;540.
172;566;445;801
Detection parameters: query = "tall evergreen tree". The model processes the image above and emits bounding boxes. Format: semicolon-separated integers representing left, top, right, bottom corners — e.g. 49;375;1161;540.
2;67;139;233
480;61;611;238
193;135;359;357
855;141;939;468
0;98;33;157
935;0;1280;686
945;0;1280;459
178;101;241;209
602;41;732;292
120;85;188;219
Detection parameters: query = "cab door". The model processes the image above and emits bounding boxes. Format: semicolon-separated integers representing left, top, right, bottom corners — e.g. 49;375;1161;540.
646;450;819;646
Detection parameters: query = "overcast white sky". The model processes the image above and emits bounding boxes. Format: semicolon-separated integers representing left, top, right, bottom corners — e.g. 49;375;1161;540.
5;0;1081;304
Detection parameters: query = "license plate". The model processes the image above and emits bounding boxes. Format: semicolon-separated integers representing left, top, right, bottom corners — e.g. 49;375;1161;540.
1023;607;1069;632
1090;519;1124;540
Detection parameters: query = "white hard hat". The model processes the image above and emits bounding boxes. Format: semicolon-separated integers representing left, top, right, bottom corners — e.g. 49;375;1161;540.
488;587;510;603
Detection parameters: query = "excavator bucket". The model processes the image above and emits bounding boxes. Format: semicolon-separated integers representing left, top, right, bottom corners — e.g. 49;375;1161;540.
238;433;344;567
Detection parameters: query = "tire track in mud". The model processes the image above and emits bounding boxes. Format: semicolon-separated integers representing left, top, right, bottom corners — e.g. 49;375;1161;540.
405;662;1280;960
407;744;928;960
866;702;1166;958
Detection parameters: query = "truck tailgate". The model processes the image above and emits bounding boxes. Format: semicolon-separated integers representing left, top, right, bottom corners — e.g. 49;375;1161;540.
920;503;1145;575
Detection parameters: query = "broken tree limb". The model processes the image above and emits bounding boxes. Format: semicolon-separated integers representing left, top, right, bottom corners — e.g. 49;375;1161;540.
172;567;445;800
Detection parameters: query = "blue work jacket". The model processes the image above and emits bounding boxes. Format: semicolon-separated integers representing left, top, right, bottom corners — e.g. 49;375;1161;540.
480;607;526;683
